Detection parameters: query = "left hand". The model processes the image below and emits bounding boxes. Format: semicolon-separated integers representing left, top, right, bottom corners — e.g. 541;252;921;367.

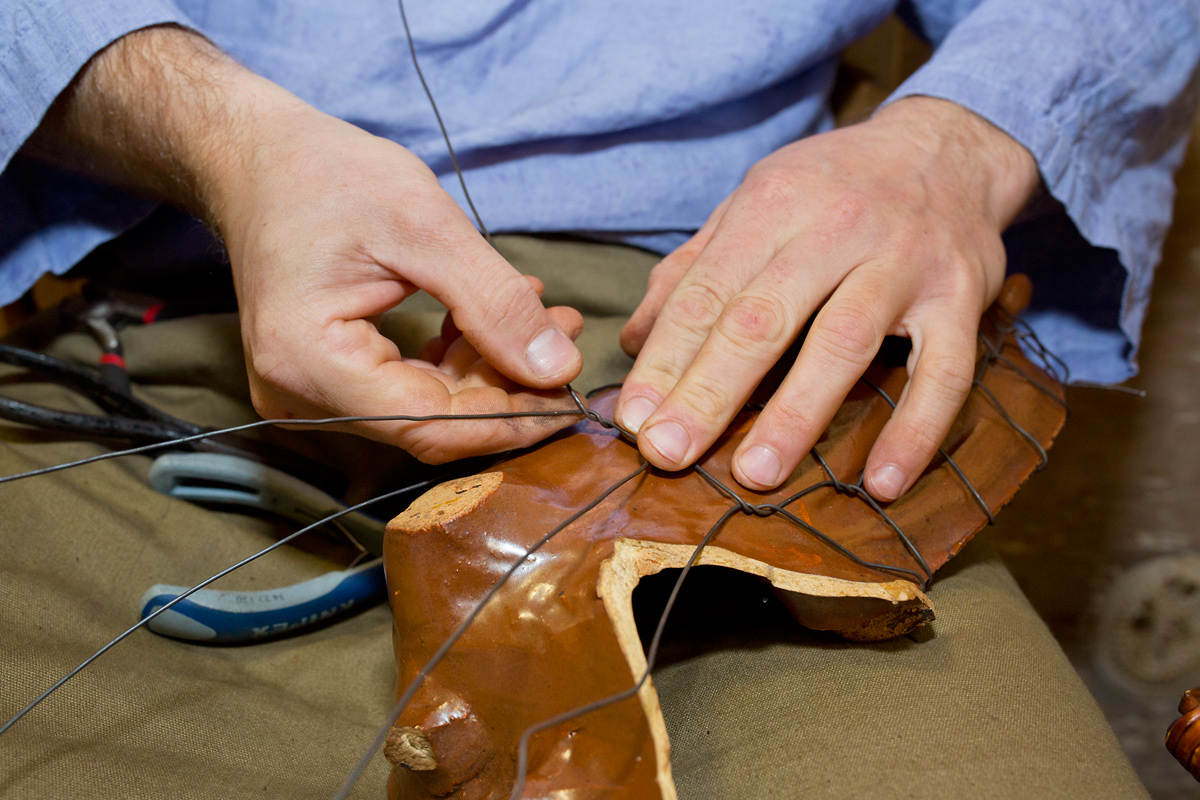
615;96;1039;501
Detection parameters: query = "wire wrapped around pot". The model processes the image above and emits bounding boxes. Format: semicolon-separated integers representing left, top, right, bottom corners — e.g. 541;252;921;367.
383;274;1067;800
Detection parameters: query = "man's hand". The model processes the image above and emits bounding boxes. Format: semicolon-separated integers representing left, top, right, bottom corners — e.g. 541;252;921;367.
616;96;1039;501
25;26;584;463
215;107;585;462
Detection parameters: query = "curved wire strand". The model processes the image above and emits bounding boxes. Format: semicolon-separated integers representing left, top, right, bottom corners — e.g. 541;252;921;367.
331;462;649;800
0;406;584;486
0;477;438;737
397;0;493;245
509;505;740;798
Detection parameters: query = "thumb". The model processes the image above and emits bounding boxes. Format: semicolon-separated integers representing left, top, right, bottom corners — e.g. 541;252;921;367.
421;240;582;389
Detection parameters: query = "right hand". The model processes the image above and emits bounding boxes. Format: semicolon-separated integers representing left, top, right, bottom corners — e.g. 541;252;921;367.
211;105;585;463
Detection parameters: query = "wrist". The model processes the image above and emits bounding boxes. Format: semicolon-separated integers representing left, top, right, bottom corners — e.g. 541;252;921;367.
873;96;1040;228
192;79;330;235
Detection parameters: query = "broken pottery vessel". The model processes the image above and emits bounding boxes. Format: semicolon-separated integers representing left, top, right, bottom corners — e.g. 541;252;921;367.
383;275;1066;799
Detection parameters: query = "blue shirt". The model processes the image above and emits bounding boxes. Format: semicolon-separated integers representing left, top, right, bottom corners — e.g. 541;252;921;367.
2;0;1199;383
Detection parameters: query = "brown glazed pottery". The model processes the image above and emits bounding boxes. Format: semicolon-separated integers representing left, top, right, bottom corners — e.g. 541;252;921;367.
383;275;1066;799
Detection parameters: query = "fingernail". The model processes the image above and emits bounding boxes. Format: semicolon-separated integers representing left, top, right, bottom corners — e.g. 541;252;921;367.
620;397;658;433
643;420;690;464
869;464;907;501
525;328;578;379
738;445;782;488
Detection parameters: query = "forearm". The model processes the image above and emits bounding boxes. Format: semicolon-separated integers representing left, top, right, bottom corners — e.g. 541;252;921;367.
12;22;582;460
20;24;302;227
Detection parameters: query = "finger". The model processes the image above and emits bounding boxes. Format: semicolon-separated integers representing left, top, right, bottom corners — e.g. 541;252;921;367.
616;175;879;441
615;197;781;435
406;229;581;389
525;275;546;296
546;305;584;342
257;319;579;463
419;273;551;364
401;384;578;464
439;334;484;381
628;242;838;470
620;196;732;357
440;304;582;383
417;308;460;363
729;262;916;489
862;313;979;501
418;335;449;365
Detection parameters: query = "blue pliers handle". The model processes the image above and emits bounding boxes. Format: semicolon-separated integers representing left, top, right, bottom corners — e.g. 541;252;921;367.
140;452;389;644
139;559;385;644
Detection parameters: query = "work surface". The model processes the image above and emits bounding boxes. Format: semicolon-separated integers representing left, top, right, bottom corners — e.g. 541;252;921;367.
0;234;1149;799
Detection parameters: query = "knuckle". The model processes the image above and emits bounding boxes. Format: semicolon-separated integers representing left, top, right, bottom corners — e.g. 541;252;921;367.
818;192;872;241
647;259;672;285
666;237;705;267
761;400;817;442
745;169;801;209
645;259;683;295
937;260;986;301
461;277;538;336
889;233;924;264
490;281;537;326
631;350;689;392
811;300;881;365
715;292;793;349
676;379;734;424
894;417;946;461
921;350;976;401
317;322;362;359
408;438;454;465
250;348;300;393
670;277;731;329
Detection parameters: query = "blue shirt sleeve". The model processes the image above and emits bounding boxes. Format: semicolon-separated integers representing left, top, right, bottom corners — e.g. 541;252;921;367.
887;0;1200;382
0;0;194;306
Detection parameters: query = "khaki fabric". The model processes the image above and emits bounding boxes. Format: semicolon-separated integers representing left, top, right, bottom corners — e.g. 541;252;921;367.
0;235;1146;799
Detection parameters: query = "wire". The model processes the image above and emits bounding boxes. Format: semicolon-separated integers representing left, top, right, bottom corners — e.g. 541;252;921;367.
1071;380;1147;397
331;461;649;800
0;406;584;486
397;0;494;246
0;477;439;737
509;505;740;798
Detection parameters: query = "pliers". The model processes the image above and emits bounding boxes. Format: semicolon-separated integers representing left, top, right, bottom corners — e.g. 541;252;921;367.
0;342;392;643
58;287;164;395
140;452;388;644
0;342;345;496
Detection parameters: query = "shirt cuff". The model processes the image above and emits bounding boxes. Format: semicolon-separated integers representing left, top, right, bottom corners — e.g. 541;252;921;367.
879;7;1199;386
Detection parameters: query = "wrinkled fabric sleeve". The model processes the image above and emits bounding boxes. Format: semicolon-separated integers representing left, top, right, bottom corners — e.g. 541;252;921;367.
889;0;1200;382
0;0;194;306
